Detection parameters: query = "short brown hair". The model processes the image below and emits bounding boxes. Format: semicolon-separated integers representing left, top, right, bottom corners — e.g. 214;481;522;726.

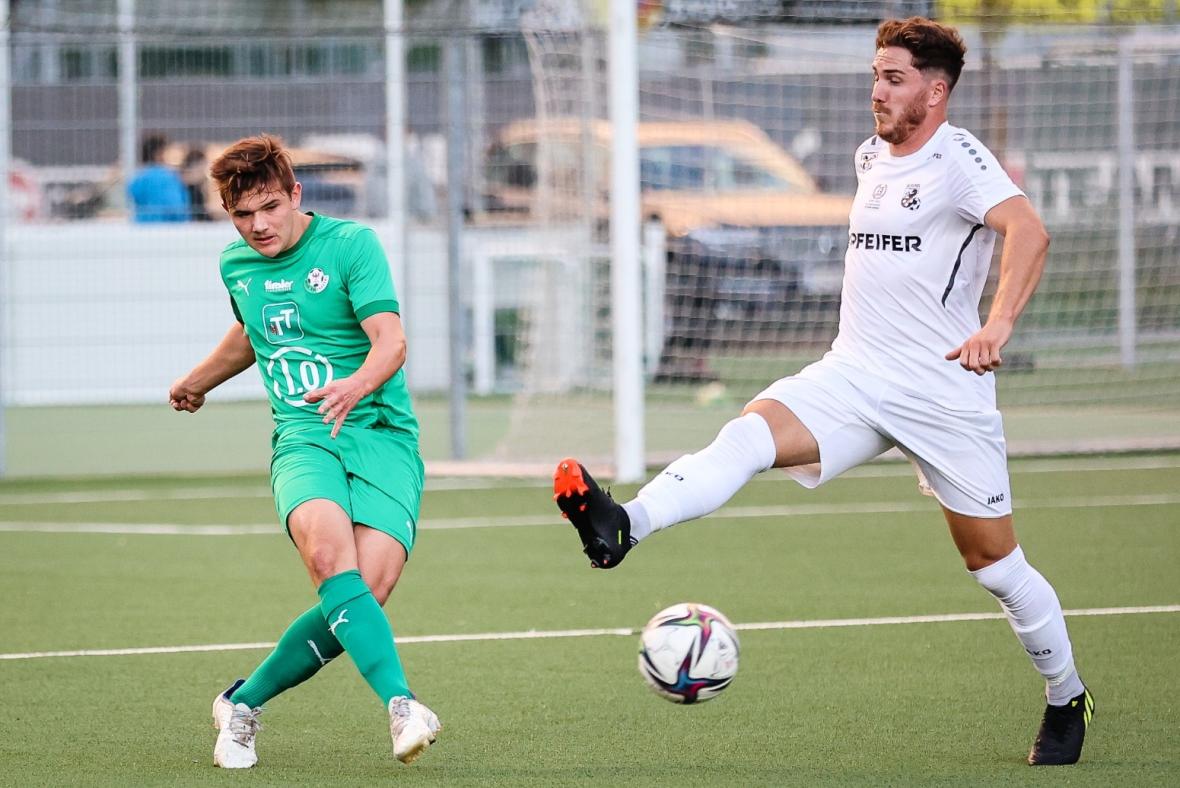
876;17;966;93
209;133;296;209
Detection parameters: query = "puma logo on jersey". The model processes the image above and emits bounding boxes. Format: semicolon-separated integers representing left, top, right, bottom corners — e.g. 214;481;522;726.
233;278;252;296
328;609;350;636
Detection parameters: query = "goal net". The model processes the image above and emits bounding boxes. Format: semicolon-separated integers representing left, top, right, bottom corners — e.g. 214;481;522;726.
3;2;1178;477
487;2;1180;473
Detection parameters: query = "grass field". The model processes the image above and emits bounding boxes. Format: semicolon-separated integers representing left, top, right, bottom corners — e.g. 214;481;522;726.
8;389;1180;478
1;454;1178;786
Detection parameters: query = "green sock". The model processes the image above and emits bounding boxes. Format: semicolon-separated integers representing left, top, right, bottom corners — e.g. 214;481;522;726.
230;605;344;708
318;569;411;704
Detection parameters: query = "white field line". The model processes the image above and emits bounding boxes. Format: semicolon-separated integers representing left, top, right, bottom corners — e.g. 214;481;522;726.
1;492;1178;536
2;605;1176;662
1;454;1178;506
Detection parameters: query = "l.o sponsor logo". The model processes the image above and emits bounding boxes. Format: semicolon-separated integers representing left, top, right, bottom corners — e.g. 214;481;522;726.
266;346;335;406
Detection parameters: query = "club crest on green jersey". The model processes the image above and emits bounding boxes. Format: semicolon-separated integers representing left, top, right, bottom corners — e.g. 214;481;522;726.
305;267;330;293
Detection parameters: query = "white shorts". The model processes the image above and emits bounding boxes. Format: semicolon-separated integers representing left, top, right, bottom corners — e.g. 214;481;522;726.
750;357;1012;518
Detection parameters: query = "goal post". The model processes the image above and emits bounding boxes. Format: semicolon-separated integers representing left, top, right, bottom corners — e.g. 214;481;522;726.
607;0;644;482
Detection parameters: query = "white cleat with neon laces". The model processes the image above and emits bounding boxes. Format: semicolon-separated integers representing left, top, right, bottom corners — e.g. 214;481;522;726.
388;696;441;764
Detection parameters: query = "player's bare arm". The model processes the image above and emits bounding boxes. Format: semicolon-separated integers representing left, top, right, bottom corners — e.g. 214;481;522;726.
303;311;407;438
945;195;1049;375
169;323;255;412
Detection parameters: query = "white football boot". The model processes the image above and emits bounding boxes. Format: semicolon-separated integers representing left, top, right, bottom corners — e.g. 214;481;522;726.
211;679;262;768
388;696;442;764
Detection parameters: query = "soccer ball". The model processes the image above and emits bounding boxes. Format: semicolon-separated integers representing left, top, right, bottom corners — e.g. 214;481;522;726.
637;602;740;704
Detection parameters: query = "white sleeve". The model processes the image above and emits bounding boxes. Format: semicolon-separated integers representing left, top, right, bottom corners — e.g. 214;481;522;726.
947;137;1024;225
853;138;881;182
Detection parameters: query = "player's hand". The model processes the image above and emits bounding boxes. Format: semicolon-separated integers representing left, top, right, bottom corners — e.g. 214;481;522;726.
168;378;207;413
945;318;1013;376
304;377;368;439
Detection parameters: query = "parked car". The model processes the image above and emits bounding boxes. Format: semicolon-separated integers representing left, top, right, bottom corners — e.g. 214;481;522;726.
480;118;853;380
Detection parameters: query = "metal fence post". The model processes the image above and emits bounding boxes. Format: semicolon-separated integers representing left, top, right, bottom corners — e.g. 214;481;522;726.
0;0;9;476
1117;33;1137;369
118;0;136;203
445;24;468;459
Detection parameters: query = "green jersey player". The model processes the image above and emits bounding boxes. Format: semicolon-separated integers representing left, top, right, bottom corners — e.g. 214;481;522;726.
169;134;440;768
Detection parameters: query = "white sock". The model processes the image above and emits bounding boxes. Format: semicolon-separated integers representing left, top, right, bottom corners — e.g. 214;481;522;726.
971;545;1085;705
626;412;776;542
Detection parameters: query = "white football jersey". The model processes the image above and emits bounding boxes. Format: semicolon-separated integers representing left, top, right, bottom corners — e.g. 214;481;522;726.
826;121;1024;409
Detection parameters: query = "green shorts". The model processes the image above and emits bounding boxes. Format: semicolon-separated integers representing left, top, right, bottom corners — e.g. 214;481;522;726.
270;424;424;557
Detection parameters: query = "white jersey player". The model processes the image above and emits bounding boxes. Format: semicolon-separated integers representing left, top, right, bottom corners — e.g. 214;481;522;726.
554;16;1093;768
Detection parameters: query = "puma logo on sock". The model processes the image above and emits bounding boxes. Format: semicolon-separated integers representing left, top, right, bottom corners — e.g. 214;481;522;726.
308;640;332;666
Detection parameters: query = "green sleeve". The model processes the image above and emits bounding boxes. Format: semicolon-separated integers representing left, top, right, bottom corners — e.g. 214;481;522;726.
230;296;243;323
347;228;400;321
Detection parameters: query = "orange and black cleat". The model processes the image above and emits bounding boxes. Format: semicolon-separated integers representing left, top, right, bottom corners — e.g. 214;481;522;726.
553;458;634;569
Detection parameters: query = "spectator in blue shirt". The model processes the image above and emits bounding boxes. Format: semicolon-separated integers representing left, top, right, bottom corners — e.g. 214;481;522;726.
127;133;190;222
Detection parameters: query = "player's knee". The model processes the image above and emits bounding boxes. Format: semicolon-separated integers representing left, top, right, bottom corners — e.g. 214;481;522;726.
304;545;352;585
740;401;817;468
365;575;396;605
963;551;1001;572
960;537;1019;572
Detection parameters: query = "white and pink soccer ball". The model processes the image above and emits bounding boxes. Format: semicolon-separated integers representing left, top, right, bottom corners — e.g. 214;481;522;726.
637;602;740;704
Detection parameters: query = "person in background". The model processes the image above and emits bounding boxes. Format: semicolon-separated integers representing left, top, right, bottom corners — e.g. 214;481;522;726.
127;132;190;222
182;146;213;221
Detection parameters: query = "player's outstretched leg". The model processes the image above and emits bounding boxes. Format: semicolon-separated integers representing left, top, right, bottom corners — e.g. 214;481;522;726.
1028;687;1094;765
388;696;442;764
212;679;263;769
553;458;633;568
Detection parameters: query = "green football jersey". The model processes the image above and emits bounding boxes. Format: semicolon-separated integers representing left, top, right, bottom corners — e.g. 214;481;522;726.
220;213;418;441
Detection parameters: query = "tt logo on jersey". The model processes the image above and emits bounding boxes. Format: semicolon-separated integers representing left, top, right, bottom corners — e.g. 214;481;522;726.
262;301;305;344
901;183;921;211
305;267;330;294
